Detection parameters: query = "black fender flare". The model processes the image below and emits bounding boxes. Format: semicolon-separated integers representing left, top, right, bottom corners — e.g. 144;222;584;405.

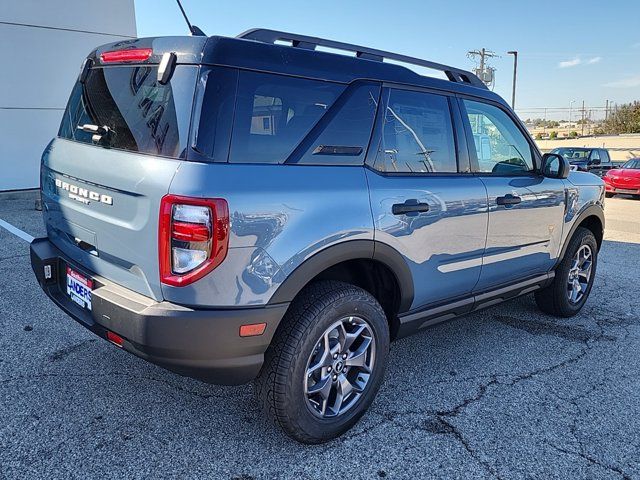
268;240;414;314
557;204;605;264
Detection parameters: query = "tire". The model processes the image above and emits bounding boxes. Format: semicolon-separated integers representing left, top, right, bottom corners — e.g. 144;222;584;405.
535;227;598;317
255;280;390;444
605;192;615;198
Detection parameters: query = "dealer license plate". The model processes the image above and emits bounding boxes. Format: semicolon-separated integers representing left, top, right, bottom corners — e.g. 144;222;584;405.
66;266;93;311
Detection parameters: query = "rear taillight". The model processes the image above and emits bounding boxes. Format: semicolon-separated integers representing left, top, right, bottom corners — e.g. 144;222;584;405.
159;195;229;287
100;48;153;63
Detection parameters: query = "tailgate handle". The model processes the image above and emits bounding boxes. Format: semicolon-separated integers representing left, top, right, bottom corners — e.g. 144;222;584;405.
73;237;98;256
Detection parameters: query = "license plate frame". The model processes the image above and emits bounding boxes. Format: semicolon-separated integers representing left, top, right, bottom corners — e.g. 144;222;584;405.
66;266;93;311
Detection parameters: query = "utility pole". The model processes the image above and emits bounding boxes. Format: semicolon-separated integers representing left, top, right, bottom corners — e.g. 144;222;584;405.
605;100;609;121
467;48;498;88
507;51;518;109
581;101;586;137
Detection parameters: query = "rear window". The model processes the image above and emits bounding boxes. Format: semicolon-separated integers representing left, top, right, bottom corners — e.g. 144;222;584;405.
228;71;345;164
553;148;590;160
58;65;197;158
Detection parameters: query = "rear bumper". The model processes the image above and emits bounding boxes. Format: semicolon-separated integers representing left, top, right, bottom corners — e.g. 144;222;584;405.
30;237;288;385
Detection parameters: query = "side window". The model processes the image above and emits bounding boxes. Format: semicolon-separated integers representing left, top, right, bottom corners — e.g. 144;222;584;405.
228;71;344;164
600;150;610;163
374;89;457;173
590;150;600;163
463;100;534;175
292;83;381;165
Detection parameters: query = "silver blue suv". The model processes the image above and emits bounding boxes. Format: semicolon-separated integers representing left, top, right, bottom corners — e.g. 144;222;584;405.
30;29;605;443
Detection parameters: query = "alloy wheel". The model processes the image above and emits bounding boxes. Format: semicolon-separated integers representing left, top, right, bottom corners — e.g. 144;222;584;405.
304;316;376;418
567;244;593;304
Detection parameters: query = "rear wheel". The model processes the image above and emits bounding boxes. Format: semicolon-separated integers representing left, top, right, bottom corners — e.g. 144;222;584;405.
255;281;389;444
535;227;598;317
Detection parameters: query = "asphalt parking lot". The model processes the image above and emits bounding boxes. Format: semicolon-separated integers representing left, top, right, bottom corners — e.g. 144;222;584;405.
1;191;639;479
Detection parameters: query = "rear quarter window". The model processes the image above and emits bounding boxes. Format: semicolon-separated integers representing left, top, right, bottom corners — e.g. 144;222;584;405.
288;82;381;166
228;71;345;164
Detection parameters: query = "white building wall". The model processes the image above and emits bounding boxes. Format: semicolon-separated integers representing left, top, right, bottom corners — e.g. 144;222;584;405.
0;0;137;190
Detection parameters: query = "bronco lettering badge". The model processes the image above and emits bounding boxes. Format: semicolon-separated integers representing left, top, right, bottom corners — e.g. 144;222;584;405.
54;178;113;205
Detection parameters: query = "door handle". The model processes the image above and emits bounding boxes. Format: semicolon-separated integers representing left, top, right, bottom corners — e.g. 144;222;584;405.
392;199;430;215
496;194;522;206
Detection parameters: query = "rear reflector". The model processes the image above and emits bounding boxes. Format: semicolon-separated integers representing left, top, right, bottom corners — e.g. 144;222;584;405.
106;331;124;347
239;323;267;337
100;48;153;63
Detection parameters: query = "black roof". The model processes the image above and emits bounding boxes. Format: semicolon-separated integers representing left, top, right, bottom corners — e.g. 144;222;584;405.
90;30;505;105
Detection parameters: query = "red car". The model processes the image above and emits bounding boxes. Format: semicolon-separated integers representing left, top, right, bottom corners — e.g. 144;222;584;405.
603;158;640;198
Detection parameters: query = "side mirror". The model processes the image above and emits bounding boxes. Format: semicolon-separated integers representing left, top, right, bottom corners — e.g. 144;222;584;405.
541;153;570;179
589;158;601;166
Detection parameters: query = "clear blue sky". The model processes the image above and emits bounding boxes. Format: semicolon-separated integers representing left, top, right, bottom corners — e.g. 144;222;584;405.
135;0;639;118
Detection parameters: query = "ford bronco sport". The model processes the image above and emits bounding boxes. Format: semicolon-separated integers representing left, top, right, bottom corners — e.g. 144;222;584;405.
31;29;605;443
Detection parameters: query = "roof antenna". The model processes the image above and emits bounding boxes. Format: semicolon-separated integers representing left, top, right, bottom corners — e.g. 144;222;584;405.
175;0;206;36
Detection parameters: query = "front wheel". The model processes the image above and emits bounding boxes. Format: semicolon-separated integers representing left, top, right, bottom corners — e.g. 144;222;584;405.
535;227;598;317
255;281;390;444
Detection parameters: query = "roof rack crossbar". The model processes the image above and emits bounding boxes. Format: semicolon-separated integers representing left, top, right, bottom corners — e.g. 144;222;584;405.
237;28;487;89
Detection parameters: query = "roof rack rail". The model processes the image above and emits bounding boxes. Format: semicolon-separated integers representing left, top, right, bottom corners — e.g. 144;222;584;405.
237;28;487;89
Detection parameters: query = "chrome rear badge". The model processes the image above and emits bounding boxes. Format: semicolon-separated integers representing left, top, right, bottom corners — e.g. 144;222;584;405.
54;178;113;205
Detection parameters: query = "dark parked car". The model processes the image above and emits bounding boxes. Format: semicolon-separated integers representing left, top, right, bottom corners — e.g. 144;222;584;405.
550;147;614;176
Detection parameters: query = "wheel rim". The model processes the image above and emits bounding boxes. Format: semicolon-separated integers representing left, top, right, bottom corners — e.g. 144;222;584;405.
567;244;593;304
304;316;376;418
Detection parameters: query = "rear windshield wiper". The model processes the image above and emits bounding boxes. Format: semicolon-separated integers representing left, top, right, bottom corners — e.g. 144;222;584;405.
77;124;112;143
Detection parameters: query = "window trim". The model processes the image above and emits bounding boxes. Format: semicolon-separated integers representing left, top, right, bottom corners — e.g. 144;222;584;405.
457;96;542;177
364;84;465;177
190;65;239;163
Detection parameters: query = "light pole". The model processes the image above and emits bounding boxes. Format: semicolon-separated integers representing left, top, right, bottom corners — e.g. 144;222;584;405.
569;100;575;125
507;51;518;109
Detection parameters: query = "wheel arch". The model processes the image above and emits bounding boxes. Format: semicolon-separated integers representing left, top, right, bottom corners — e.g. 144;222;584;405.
558;205;605;264
268;240;414;333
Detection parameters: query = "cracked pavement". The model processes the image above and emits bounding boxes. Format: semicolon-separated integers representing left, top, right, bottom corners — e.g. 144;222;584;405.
1;191;639;479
